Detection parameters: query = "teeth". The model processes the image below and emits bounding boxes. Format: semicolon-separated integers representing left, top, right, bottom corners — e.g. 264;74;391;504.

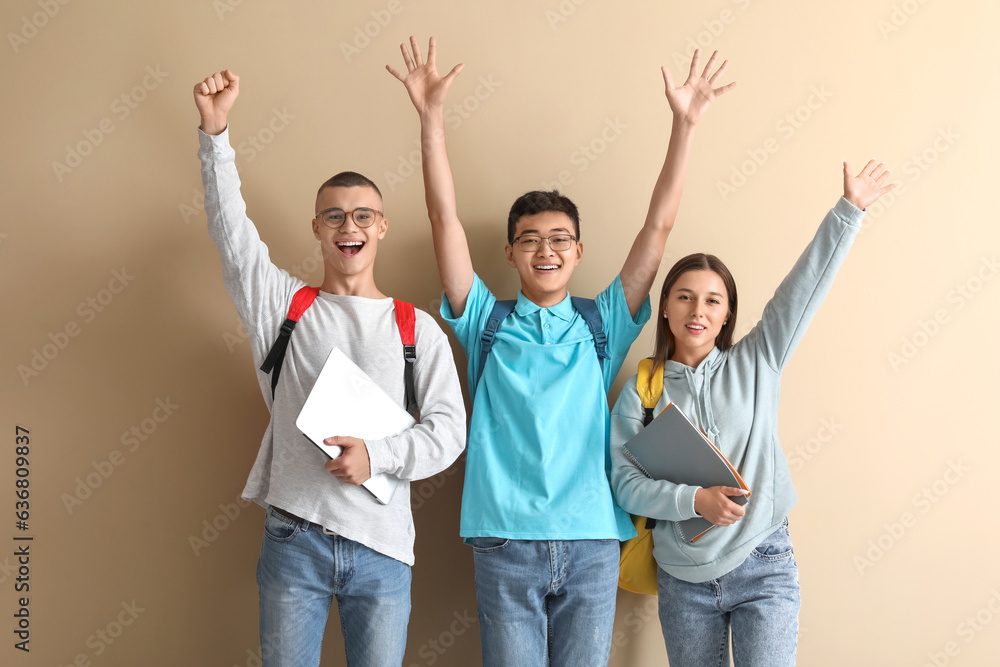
535;265;559;270
336;241;363;247
688;324;705;330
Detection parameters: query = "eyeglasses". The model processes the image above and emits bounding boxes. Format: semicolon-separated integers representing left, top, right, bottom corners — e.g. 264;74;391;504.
315;207;383;228
512;234;578;252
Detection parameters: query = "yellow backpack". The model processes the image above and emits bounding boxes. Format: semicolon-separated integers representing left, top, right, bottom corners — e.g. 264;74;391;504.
617;358;664;596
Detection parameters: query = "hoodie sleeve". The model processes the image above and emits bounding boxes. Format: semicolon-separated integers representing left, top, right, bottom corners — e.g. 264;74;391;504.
610;376;701;522
750;197;865;373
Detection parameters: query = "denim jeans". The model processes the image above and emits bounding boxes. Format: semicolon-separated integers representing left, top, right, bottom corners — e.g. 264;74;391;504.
656;520;800;667
256;507;411;667
471;538;619;667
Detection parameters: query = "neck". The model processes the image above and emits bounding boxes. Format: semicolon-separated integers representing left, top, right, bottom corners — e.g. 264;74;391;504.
520;286;568;309
320;271;385;299
670;344;713;369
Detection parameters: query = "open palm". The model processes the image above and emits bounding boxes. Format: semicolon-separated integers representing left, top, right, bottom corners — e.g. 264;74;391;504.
387;36;463;116
663;49;735;126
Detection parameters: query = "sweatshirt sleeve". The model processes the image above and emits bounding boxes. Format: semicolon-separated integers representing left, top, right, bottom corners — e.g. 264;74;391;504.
751;197;865;373
610;376;700;522
364;313;468;481
198;127;296;364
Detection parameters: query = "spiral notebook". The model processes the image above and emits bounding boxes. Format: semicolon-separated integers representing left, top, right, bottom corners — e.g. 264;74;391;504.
622;403;750;542
296;347;416;504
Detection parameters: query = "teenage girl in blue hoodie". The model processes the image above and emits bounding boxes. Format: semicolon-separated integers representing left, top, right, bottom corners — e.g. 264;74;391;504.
610;160;894;666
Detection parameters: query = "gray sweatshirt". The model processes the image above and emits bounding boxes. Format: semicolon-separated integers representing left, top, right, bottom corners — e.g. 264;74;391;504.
611;197;864;582
198;128;467;565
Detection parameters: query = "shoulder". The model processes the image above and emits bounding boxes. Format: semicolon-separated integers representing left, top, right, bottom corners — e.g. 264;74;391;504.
413;307;450;345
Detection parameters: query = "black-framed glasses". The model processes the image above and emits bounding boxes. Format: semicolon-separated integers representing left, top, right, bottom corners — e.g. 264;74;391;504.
315;207;383;228
512;234;578;252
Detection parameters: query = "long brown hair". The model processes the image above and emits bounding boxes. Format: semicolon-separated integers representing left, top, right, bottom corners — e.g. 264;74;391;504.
649;253;739;380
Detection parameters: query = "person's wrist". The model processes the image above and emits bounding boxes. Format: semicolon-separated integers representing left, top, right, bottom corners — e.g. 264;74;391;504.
200;114;228;135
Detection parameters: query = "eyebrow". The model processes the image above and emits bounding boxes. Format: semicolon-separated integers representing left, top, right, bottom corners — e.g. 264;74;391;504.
518;227;573;236
676;287;725;298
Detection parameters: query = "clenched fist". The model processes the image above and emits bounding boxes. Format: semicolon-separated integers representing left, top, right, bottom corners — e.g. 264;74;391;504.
193;69;239;135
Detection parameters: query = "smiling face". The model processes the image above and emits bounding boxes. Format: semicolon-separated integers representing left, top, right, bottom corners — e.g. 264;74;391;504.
312;185;387;291
504;210;583;308
663;269;731;367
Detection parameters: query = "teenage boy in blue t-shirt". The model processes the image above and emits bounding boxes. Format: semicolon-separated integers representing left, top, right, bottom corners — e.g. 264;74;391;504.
389;37;734;666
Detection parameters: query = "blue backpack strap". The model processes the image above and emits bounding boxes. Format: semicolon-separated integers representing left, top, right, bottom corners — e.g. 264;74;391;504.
477;299;516;386
570;296;609;373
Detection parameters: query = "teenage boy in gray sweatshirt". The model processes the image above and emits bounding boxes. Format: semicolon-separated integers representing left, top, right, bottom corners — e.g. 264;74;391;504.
193;69;466;667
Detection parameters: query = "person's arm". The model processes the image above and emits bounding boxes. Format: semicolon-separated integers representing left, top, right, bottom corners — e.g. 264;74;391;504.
619;50;736;318
752;160;895;372
610;387;746;525
324;319;467;485
193;70;292;365
388;37;475;316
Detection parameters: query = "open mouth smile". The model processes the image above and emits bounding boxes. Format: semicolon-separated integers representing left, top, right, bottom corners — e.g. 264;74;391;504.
335;240;365;257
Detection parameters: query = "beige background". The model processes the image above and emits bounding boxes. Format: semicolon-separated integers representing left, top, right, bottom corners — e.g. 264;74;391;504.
2;0;998;665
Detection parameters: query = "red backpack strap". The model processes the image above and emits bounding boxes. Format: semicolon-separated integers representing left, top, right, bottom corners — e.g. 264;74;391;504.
260;286;320;397
393;299;418;418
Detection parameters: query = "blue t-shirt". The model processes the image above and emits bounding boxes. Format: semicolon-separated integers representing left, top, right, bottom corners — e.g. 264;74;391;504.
441;273;650;540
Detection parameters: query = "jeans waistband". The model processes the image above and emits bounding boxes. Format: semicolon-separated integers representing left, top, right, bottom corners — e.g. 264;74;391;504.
271;505;337;536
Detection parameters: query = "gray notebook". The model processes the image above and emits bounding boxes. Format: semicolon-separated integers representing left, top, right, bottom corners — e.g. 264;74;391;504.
622;403;749;542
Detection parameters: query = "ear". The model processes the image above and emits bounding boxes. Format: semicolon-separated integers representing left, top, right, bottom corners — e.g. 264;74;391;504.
376;216;388;240
573;240;583;266
312;217;321;240
505;243;516;268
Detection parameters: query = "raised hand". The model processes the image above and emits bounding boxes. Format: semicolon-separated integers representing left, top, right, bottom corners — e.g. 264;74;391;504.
843;159;895;210
386;36;463;117
193;69;239;135
663;49;735;127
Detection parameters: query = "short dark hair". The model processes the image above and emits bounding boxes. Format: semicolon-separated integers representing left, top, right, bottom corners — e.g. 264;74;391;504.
506;190;580;243
316;171;383;204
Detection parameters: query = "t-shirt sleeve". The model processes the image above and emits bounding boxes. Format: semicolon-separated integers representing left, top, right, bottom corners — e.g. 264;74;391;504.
596;274;652;386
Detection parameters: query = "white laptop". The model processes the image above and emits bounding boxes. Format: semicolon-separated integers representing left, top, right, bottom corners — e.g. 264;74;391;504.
296;347;416;504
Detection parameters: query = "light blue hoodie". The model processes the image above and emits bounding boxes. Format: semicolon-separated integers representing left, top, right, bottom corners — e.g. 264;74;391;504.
611;197;865;583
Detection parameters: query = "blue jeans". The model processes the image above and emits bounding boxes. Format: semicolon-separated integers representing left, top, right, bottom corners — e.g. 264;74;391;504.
656;520;800;667
471;538;619;667
256;507;411;667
